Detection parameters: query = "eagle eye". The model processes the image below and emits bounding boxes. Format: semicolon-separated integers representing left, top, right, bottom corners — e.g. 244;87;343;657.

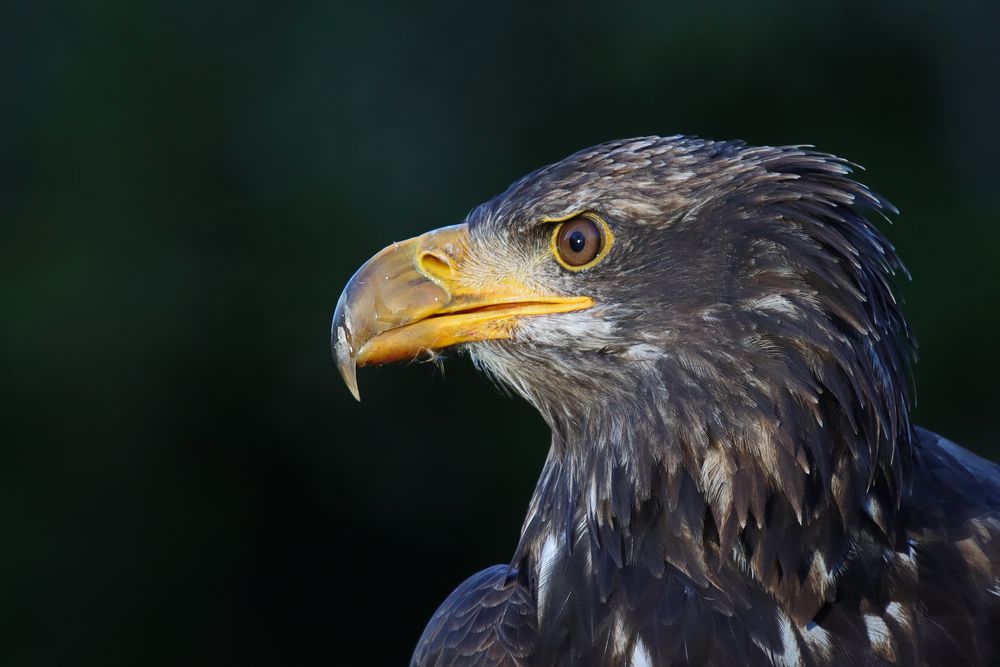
551;214;612;270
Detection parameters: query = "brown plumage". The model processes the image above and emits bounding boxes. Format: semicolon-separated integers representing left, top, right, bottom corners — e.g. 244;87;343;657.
333;136;1000;666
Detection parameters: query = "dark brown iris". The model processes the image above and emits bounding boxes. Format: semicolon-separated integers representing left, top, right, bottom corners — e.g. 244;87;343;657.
555;216;603;267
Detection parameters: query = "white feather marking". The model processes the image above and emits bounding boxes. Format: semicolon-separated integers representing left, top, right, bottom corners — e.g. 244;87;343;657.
777;615;804;667
537;532;560;624
885;602;911;632
753;614;803;667
864;614;894;660
630;639;653;667
518;310;616;347
700;448;733;509
802;623;833;661
864;614;890;646
623;343;662;361
750;294;801;316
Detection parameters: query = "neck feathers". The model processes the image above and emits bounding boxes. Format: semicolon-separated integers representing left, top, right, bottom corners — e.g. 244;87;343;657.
517;344;913;627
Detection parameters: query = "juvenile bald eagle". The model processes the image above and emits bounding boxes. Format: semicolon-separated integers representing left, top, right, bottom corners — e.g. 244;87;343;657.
332;137;1000;666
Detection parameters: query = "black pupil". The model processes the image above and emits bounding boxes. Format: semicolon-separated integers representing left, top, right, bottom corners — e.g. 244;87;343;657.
568;230;587;253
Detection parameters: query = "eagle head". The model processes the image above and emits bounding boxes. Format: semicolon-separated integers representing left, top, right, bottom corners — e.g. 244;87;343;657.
332;136;916;622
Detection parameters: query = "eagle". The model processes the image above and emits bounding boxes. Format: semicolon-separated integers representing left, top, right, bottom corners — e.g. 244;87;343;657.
331;136;1000;666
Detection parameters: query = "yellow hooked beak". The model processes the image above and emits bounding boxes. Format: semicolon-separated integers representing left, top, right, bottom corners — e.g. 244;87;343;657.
331;223;593;400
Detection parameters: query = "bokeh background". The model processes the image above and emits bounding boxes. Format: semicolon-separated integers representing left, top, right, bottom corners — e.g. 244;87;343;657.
3;1;999;665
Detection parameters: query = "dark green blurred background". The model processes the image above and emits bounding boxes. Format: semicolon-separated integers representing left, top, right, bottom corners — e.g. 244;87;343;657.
2;1;999;665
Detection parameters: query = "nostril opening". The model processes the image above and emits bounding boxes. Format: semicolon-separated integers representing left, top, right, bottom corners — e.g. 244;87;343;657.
418;251;454;280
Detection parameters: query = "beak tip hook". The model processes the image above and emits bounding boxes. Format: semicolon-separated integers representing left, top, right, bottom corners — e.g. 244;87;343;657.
333;319;362;402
